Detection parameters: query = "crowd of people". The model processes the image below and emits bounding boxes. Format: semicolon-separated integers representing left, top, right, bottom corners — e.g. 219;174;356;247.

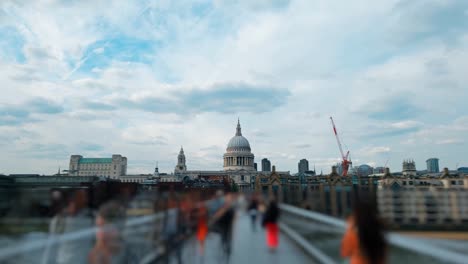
38;187;387;264
39;188;282;264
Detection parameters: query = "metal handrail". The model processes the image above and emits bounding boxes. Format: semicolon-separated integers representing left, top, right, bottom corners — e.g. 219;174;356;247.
279;222;335;264
0;212;166;261
279;203;468;264
0;197;225;263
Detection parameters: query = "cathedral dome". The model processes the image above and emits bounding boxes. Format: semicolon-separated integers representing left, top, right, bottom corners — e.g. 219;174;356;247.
226;120;251;152
227;135;251;152
223;119;255;171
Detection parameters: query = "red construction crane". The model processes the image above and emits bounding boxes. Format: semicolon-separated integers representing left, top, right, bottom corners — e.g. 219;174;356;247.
330;117;350;176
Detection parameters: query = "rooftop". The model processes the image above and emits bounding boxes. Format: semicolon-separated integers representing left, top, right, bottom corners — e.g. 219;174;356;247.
78;158;113;164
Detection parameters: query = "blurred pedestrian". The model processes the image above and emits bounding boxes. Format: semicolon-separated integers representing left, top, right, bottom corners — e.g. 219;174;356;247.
196;203;209;255
43;189;93;264
160;194;183;264
262;198;280;251
341;194;387;264
247;195;259;231
211;193;235;262
88;201;136;264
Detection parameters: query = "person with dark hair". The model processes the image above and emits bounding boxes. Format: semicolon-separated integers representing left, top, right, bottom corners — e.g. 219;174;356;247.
341;194;387;264
88;201;137;264
43;189;93;264
247;195;259;231
196;202;209;255
211;193;235;262
262;199;280;251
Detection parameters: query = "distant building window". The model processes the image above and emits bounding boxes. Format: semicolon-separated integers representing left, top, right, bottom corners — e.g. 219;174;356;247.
409;181;413;185
451;181;456;185
114;165;117;170
241;175;245;181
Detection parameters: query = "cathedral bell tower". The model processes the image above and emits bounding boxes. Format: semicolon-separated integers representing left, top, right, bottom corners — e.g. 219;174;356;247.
175;146;187;173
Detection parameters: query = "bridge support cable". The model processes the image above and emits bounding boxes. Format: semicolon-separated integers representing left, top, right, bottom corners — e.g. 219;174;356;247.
279;203;468;264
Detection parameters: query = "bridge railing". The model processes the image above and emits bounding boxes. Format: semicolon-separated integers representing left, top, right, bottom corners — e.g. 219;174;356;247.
279;203;468;264
0;196;227;264
0;211;167;264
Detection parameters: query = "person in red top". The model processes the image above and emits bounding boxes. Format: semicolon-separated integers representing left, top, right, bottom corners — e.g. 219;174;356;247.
262;198;280;251
341;193;387;264
196;203;209;255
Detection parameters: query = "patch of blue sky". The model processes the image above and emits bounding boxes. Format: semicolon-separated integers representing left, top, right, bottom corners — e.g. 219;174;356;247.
205;13;236;36
191;1;213;17
270;0;290;10
0;26;26;63
249;0;290;12
77;35;157;74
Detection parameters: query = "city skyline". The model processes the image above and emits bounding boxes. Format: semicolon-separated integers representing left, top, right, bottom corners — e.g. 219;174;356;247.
1;1;468;174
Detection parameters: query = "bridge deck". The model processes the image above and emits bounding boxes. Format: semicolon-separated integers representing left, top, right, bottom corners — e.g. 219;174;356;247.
175;212;312;264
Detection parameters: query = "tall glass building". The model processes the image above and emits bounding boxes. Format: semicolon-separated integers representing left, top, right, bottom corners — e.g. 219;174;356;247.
426;158;440;173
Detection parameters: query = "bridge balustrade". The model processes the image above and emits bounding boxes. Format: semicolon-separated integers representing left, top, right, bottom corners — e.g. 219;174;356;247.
279;203;468;264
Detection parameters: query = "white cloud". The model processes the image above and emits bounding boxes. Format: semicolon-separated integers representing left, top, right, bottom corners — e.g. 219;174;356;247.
0;0;468;174
390;121;423;129
364;146;392;155
436;139;463;145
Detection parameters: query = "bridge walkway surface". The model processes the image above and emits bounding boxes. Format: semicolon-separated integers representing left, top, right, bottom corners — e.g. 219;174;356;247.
172;211;312;264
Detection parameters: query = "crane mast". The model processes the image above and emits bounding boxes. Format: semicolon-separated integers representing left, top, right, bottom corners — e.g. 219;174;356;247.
330;117;350;176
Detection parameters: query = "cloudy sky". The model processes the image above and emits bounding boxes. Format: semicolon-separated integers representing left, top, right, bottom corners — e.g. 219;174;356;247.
1;0;467;175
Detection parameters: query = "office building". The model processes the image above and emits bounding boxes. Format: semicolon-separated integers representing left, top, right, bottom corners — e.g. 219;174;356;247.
426;158;440;173
298;159;309;174
69;154;127;178
262;158;271;172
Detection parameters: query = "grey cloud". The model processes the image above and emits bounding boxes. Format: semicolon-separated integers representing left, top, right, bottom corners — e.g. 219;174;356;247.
80;143;104;151
24;46;57;61
73;79;109;90
126;136;168;146
98;82;290;115
389;1;468;46
425;58;449;76
0;97;63;126
29;98;64;114
0;128;37;145
8;66;41;82
200;145;223;152
117;97;179;114
82;101;117;111
294;143;312;149
252;129;269;137
361;95;420;121
23;143;69;159
362;121;423;139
